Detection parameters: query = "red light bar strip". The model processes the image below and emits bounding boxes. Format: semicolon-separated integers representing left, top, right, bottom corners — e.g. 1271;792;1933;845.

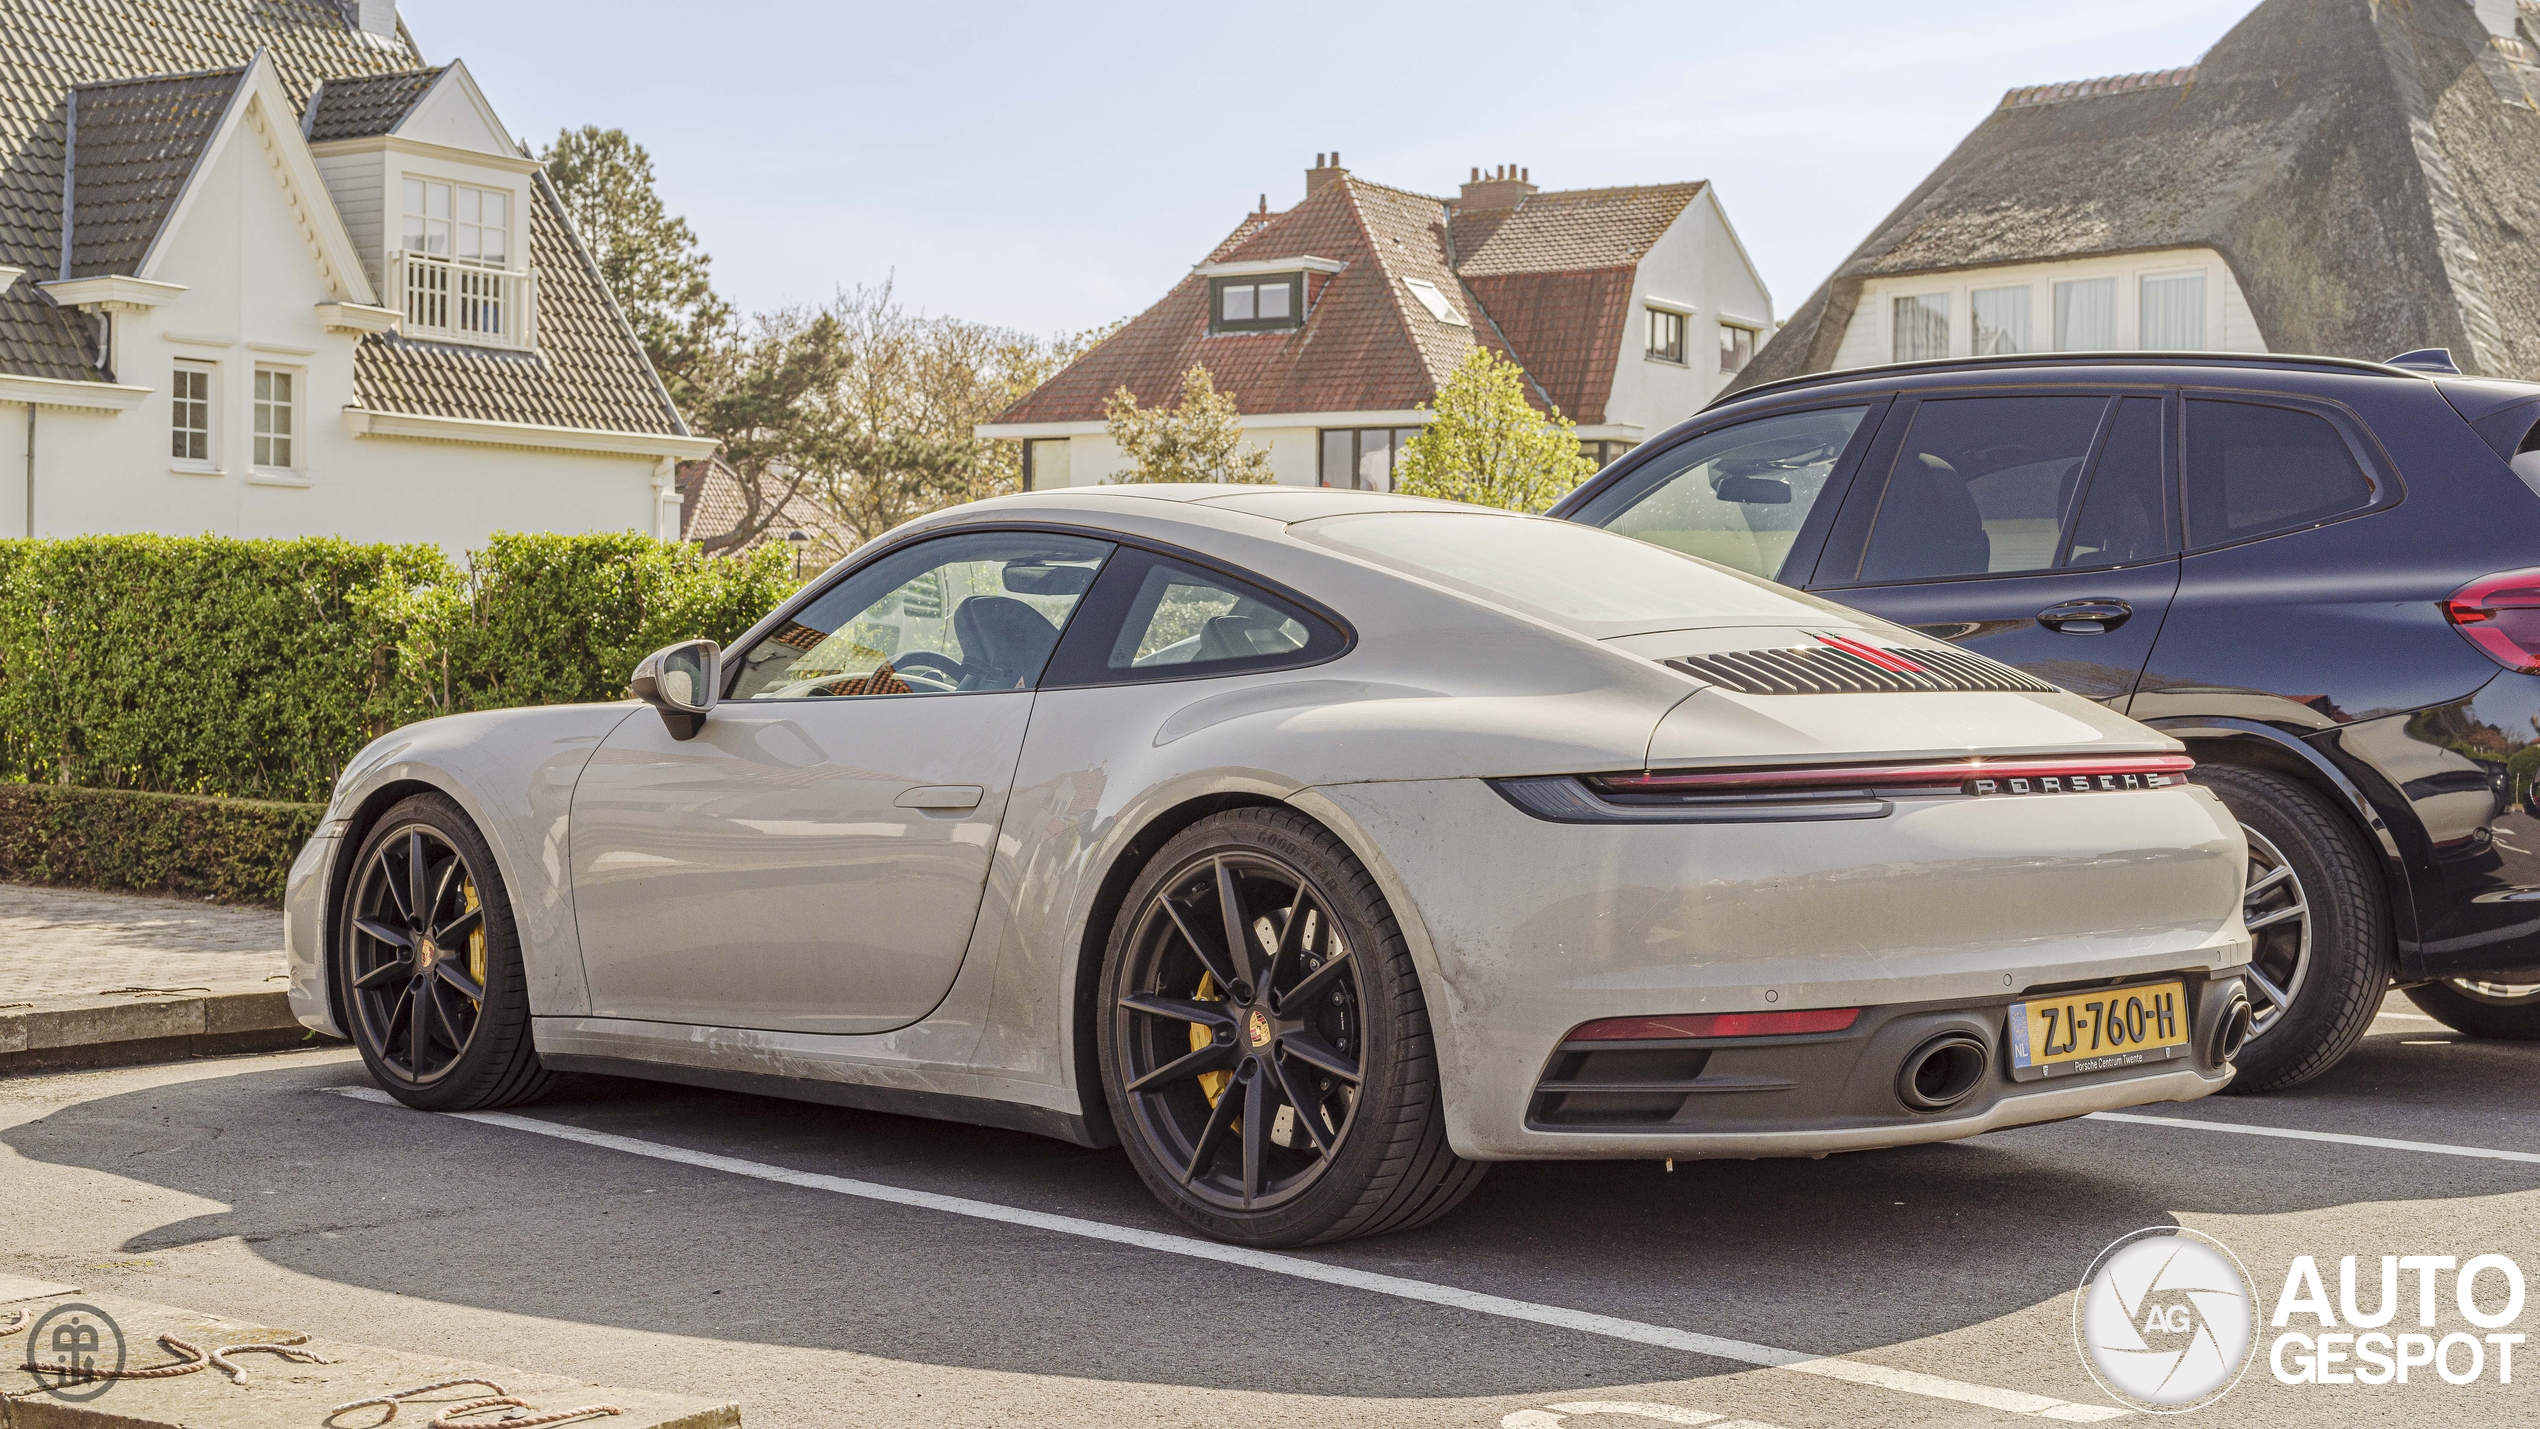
1598;754;2195;796
1813;632;1928;674
1568;1007;1862;1041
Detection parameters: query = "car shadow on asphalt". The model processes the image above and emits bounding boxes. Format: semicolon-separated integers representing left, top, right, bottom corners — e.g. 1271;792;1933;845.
5;1030;2535;1395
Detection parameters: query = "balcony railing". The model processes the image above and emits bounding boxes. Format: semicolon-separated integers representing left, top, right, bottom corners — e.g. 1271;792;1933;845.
393;250;536;350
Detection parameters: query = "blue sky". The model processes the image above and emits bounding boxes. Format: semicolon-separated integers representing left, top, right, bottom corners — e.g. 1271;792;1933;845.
401;1;2257;339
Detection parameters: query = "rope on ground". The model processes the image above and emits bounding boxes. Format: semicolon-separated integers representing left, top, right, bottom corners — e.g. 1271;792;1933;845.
92;986;213;996
207;1330;329;1383
0;1309;28;1336
430;1397;621;1428
326;1377;508;1427
22;1332;209;1380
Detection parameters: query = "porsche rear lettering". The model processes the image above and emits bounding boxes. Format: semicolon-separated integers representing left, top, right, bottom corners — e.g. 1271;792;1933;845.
1967;772;2173;796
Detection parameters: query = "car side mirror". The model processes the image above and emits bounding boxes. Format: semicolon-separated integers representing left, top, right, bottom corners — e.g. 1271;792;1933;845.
629;639;721;740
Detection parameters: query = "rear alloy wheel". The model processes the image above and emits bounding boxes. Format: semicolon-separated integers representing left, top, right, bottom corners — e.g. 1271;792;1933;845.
2404;977;2540;1039
1099;808;1485;1246
337;794;552;1111
2193;765;2390;1092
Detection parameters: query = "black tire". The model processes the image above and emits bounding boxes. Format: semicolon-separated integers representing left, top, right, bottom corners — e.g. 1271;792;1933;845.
1097;807;1486;1246
2193;765;2390;1092
336;793;552;1111
2403;979;2540;1039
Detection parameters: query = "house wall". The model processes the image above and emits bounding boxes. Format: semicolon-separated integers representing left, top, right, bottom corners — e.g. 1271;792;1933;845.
8;102;658;553
1600;189;1775;441
1052;423;1328;488
1829;247;2265;369
312;150;386;292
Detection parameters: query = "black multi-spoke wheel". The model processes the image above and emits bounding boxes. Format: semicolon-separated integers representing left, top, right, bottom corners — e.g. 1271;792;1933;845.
337;794;551;1111
1098;808;1484;1245
2193;765;2389;1092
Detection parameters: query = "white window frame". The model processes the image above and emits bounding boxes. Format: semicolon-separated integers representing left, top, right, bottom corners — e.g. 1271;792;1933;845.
250;365;304;482
400;175;513;268
170;360;218;474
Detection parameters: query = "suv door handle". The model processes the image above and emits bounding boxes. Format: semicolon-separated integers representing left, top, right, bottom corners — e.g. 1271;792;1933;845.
2036;599;2132;634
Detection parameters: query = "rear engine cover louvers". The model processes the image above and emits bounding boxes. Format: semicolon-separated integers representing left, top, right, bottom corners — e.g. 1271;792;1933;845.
1667;640;2056;695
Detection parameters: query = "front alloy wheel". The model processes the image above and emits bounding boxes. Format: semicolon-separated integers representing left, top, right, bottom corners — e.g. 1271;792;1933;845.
2237;826;2312;1043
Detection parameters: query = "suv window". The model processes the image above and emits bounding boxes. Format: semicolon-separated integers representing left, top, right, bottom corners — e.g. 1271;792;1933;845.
2183;398;2376;547
1043;547;1345;686
1567;405;1869;580
1857;396;2108;583
2064;396;2173;568
727;531;1112;699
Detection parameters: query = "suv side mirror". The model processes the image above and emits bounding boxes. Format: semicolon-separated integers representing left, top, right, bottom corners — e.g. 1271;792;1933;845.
629;639;721;740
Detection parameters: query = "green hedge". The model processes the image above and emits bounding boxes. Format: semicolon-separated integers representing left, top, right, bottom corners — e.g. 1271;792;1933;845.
0;783;323;904
0;532;797;804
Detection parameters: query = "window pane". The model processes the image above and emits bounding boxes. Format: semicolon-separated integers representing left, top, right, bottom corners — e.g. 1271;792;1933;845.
1320;430;1353;488
402;177;424;217
1107;562;1310;670
1719;324;1753;374
2054;277;2117;350
2184;400;2374;547
1893;295;1950;361
729;532;1112;699
1858;397;2110;582
254;370;271;403
2140;272;2207;349
1222;284;1254;321
1590;406;1868;578
400;213;427;252
1971;286;2031;355
1357;428;1392;492
1256;281;1291;319
2065;397;2172;567
457;187;479;224
425;182;451;219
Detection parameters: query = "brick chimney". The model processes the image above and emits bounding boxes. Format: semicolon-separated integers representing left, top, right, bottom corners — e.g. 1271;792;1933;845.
1455;164;1537;210
1306;151;1347;196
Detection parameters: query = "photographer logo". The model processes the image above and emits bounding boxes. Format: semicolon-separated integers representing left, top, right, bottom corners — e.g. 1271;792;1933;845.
2075;1228;2258;1413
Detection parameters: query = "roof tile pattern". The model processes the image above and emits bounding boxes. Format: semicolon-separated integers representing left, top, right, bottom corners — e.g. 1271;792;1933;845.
66;67;244;279
1739;0;2540;388
1450;182;1704;278
302;65;440;141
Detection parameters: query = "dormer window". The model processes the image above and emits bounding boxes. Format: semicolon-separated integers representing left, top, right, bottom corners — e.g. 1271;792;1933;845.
403;178;509;266
1210;273;1304;334
395;175;533;349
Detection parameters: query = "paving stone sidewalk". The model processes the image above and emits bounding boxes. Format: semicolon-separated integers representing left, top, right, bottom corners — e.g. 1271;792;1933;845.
0;882;285;1007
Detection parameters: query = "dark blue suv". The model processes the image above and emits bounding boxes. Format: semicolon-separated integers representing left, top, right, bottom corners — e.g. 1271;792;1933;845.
1553;352;2540;1092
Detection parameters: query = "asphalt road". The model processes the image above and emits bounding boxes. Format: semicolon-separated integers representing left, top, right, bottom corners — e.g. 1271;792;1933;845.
3;994;2536;1428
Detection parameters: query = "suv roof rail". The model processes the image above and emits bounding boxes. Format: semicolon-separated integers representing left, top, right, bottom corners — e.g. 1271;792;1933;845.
1711;350;2428;410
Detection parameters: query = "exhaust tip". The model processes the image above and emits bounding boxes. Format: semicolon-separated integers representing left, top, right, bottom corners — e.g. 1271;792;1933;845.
2213;992;2256;1065
1897;1032;1990;1112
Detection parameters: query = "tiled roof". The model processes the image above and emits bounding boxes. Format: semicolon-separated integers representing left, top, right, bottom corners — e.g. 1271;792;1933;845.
350;171;684;435
676;457;848;555
1737;0;2540;388
995;173;1704;430
0;0;429;384
302;65;440;141
65;66;246;279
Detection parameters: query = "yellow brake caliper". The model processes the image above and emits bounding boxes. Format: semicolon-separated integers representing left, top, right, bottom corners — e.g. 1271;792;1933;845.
1193;971;1230;1105
463;878;486;1002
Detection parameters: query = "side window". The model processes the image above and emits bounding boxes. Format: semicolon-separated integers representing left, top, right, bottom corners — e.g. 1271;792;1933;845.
2063;397;2174;568
726;531;1112;700
1570;405;1870;580
1044;548;1346;687
2183;399;2377;547
1856;396;2109;583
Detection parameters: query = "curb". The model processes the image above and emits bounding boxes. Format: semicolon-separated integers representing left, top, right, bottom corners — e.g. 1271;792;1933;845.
0;982;330;1074
0;1279;738;1427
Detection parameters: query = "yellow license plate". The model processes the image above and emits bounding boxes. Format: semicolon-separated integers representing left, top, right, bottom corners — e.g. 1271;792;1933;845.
2007;979;2190;1080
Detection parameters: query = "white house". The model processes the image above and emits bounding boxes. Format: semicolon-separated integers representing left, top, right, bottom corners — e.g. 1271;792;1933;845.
981;156;1773;486
1743;0;2540;389
0;1;712;551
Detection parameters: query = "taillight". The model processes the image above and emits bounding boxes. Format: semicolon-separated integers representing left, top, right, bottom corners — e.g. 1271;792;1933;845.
2444;568;2540;673
1566;1008;1860;1041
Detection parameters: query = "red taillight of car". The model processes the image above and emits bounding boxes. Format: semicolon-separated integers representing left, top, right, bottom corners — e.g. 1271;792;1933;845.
2443;568;2540;673
1594;754;2195;797
1565;1007;1861;1042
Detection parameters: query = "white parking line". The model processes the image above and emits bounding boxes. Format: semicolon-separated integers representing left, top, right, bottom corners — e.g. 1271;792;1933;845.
2087;1111;2540;1165
326;1086;2124;1422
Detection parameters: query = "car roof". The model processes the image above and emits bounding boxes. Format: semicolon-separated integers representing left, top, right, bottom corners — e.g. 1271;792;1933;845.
1708;351;2437;414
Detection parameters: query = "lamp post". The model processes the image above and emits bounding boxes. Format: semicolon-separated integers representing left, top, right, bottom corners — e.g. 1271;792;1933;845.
785;528;810;579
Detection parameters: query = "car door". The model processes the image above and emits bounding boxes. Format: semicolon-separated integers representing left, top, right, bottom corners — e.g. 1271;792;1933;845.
1805;391;2181;705
568;529;1113;1036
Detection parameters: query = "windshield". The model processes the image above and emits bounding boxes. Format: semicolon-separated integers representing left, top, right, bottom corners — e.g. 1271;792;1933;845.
1298;511;1841;634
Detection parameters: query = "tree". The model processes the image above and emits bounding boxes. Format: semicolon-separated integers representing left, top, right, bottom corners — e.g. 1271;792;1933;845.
1103;366;1276;484
1394;350;1597;511
540;126;732;403
679;307;855;556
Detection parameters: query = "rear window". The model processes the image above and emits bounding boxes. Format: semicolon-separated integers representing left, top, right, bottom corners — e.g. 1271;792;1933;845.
2183;399;2377;547
1299;511;1839;633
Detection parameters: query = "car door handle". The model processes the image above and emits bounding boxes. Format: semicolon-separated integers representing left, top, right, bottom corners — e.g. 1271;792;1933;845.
895;785;984;811
2036;599;2132;634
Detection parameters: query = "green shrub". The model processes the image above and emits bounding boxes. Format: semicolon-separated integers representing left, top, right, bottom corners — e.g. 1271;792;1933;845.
0;533;796;803
0;783;322;904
